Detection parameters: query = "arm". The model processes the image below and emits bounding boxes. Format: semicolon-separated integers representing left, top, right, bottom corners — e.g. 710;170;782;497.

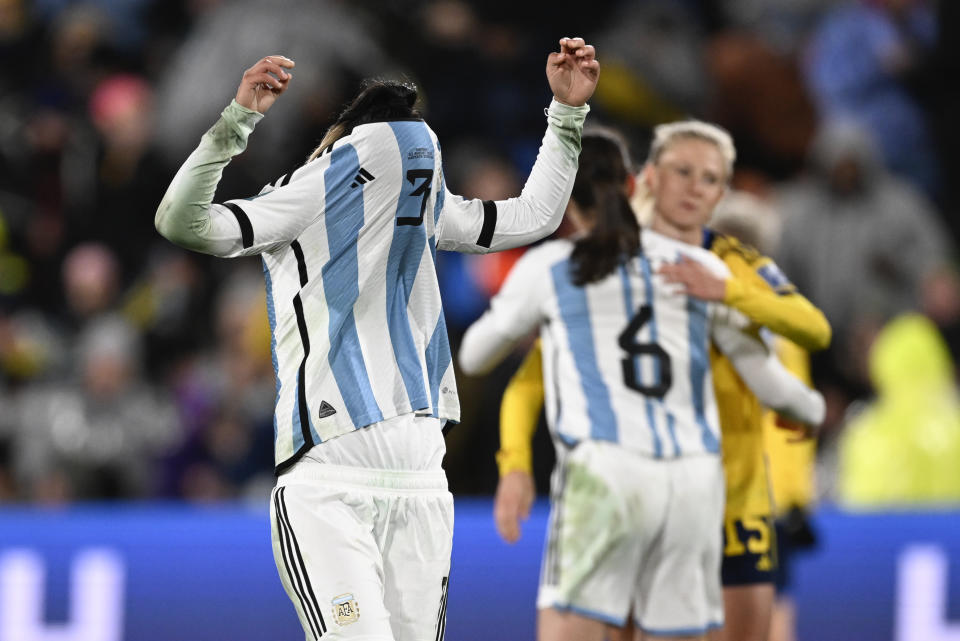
712;322;825;426
436;38;599;253
724;272;832;351
660;246;832;351
458;247;549;376
494;340;544;544
497;340;545;477
155;56;302;256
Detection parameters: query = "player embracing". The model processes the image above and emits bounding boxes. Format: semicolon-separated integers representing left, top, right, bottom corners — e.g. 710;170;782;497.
459;124;824;641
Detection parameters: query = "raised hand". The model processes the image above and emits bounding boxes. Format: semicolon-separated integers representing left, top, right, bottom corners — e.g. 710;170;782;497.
494;470;536;544
546;37;600;107
235;55;295;114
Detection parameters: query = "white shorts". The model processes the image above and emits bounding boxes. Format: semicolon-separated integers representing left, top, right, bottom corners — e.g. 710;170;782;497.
271;461;453;640
537;440;725;635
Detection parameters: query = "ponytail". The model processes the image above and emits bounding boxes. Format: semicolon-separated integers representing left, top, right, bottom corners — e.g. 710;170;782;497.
570;183;639;285
568;129;640;286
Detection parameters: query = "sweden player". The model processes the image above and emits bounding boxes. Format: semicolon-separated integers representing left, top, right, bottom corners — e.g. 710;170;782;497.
155;40;600;641
458;128;824;641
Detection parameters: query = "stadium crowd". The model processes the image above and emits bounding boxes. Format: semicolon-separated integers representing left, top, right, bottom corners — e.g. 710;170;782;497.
1;0;959;506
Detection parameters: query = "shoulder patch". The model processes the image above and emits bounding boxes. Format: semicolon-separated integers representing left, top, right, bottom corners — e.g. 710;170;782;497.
756;262;796;294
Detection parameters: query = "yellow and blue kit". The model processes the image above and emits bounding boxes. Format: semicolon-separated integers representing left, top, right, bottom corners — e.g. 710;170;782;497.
706;231;828;585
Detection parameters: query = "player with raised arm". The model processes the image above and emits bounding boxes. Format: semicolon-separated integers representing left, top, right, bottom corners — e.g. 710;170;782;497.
155;39;599;641
459;127;824;641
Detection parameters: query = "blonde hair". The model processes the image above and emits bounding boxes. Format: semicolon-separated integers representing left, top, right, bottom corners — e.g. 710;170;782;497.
631;119;737;227
307;122;349;162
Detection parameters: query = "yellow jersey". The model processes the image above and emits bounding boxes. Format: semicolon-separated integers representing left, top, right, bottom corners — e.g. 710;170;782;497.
708;232;829;520
762;337;816;514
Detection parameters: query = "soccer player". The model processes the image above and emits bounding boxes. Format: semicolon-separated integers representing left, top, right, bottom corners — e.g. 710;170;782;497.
492;128;831;641
154;39;600;641
458;127;824;641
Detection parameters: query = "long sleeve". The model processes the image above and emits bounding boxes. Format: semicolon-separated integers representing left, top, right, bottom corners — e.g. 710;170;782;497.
458;245;555;375
724;278;832;352
712;323;825;426
497;340;545;477
436;100;589;253
155;100;265;256
715;235;832;352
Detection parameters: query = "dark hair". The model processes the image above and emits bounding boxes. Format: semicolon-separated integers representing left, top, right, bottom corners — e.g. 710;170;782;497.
309;79;421;160
569;128;640;286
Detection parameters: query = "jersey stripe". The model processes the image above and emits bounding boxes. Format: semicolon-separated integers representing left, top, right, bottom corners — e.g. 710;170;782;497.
225;202;254;249
426;308;451;416
477;200;497;248
619;262;662;457
640;256;681;456
321;144;384;426
386;122;433;410
433;169;445;226
551;259;618;442
263;260;281;442
687;298;719;453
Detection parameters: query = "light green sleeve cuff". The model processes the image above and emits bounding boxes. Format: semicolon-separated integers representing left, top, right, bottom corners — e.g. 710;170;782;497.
215;100;264;154
545;99;590;158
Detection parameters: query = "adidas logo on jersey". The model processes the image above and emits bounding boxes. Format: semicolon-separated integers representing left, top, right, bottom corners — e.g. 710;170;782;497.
349;168;375;189
318;400;337;419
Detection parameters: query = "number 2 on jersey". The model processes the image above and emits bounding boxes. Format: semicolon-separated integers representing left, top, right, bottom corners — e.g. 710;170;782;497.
618;304;672;398
397;169;434;226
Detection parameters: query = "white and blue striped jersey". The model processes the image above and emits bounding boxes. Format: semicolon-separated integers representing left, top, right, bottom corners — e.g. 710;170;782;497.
156;99;588;471
464;229;755;459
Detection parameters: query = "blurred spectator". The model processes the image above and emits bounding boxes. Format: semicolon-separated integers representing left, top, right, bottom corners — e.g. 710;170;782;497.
704;32;817;183
591;0;707;134
803;0;939;197
438;141;526;330
720;0;835;54
157;262;276;502
76;72;170;276
121;245;214;382
775;118;959;406
11;314;178;502
151;0;395;181
837;314;960;506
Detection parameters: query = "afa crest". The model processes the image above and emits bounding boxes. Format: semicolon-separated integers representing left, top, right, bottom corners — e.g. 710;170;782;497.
332;593;360;626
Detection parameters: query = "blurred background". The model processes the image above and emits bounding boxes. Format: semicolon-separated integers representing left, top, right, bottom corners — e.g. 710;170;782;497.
1;0;959;639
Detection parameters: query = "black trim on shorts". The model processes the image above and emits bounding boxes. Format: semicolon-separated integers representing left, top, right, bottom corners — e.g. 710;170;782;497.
477;200;497;248
435;575;449;641
224;202;254;249
274;487;327;638
545;459;569;586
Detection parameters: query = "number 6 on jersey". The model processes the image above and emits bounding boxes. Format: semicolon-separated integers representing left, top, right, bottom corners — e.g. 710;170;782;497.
618;303;672;398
